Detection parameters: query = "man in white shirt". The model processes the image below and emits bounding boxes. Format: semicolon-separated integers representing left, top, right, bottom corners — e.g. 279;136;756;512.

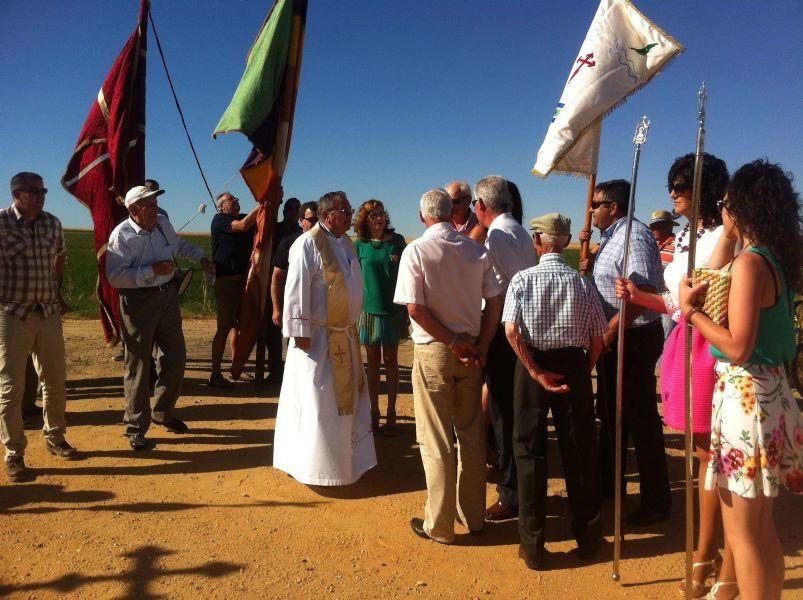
106;185;215;451
394;188;503;544
473;175;535;522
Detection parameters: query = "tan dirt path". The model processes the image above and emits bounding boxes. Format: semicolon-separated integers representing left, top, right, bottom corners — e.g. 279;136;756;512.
1;319;801;598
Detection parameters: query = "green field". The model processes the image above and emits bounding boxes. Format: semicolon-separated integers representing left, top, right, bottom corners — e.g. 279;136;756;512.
62;229;581;319
63;229;215;319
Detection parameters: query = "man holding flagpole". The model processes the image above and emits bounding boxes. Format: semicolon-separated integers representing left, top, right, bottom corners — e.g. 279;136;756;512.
588;179;670;525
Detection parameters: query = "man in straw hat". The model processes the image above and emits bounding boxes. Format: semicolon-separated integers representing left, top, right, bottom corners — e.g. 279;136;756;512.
503;213;606;569
106;184;215;451
647;209;679;339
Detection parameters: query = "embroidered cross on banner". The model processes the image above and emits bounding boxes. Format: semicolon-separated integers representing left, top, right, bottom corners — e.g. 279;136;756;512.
569;52;595;82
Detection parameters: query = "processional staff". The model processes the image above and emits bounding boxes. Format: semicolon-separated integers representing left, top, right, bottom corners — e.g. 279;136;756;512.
682;81;708;599
611;115;651;583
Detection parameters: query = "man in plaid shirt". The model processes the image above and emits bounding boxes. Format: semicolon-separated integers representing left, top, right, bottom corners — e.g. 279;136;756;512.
0;172;77;482
503;213;605;570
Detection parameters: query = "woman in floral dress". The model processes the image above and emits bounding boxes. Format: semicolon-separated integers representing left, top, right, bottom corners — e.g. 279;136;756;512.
680;159;802;600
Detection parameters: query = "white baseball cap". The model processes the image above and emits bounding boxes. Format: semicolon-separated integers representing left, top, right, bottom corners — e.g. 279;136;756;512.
124;185;165;208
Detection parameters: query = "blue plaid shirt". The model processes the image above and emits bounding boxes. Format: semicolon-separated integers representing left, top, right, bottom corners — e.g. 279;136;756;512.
502;253;607;350
592;217;663;327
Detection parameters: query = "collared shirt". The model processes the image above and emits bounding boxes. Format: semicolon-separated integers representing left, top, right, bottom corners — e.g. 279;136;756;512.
592;217;663;327
453;210;479;236
106;214;206;289
394;222;502;344
485;212;535;292
0;205;65;319
503;253;607;350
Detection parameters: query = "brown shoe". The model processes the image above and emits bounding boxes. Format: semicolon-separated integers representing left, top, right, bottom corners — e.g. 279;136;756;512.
45;439;78;460
5;456;28;482
485;500;519;522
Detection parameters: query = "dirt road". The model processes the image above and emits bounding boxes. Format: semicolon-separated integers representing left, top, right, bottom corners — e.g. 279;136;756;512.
1;319;800;598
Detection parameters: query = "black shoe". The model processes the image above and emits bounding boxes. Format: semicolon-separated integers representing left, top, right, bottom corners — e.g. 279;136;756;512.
129;435;156;452
45;439;78;460
5;456;29;482
518;545;546;571
410;518;431;541
152;417;189;434
626;505;670;527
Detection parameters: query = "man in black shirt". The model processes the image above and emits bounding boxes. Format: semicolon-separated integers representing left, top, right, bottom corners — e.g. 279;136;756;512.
271;201;318;327
209;192;259;388
260;198;302;385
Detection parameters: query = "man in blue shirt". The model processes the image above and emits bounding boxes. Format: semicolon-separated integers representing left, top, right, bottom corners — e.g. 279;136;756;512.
588;179;670;527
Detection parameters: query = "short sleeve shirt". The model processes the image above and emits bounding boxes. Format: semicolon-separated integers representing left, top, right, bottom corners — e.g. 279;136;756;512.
394;222;502;344
273;231;302;271
211;213;254;278
592;217;663;327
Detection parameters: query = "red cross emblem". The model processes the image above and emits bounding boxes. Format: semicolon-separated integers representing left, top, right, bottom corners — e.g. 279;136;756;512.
569;52;595;82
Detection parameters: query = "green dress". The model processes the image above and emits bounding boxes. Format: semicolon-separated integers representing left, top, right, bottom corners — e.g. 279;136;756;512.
354;233;408;346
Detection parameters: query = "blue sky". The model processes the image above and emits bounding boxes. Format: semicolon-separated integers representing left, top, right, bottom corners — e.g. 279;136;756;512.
2;0;801;240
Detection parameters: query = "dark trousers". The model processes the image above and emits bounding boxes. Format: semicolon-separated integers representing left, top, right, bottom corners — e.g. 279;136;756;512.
22;355;39;415
119;284;186;436
597;321;670;510
264;293;284;374
514;347;602;553
486;324;518;506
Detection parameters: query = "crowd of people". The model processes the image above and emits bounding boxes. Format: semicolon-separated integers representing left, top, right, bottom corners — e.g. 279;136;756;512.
1;158;801;598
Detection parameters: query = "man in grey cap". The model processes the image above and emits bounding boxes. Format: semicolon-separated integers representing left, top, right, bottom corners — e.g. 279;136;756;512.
106;184;215;451
502;213;606;570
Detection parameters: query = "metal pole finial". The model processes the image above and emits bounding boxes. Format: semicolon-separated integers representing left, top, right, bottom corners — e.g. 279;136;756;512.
633;115;651;146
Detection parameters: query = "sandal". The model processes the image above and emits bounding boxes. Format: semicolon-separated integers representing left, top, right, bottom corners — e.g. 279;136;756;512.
382;411;399;437
677;556;720;597
704;581;738;600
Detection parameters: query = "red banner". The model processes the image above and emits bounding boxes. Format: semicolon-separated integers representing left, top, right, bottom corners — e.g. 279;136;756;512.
62;0;149;344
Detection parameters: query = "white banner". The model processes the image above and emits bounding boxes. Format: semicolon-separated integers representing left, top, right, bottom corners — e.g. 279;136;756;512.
532;0;683;178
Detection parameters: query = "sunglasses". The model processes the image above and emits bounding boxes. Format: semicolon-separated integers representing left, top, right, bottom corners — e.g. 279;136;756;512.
21;187;48;195
667;182;690;194
590;201;612;210
302;216;318;224
716;199;729;212
367;212;387;220
452;195;471;205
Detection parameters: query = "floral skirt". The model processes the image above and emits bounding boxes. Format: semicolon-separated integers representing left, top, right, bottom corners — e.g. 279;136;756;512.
704;361;802;498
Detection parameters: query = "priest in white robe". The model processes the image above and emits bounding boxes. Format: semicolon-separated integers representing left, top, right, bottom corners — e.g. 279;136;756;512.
273;191;377;486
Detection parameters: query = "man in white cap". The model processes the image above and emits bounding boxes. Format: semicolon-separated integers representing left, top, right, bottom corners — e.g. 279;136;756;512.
106;184;215;451
503;213;606;569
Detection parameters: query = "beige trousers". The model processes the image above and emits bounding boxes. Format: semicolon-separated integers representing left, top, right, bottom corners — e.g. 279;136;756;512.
0;309;67;458
412;342;485;543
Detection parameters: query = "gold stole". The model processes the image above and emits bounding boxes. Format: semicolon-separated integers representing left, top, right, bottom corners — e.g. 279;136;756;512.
309;224;364;416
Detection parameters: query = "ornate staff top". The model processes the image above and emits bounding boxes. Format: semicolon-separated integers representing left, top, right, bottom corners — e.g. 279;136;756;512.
633;115;651;146
698;81;708;127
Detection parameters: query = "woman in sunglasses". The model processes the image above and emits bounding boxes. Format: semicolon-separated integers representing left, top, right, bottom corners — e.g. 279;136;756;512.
353;200;408;436
679;159;802;600
616;153;737;597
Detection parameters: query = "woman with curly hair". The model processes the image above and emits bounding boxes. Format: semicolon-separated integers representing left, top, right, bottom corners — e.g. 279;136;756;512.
616;153;737;597
353;200;407;436
679;159;802;600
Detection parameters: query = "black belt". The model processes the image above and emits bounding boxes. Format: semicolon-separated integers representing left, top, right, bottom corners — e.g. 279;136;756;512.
121;279;177;293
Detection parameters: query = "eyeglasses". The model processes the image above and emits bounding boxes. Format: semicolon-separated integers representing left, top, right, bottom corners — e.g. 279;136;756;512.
331;207;354;216
452;195;471;205
302;216;318;224
590;201;612;210
22;187;48;195
367;212;387;220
